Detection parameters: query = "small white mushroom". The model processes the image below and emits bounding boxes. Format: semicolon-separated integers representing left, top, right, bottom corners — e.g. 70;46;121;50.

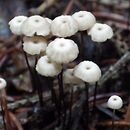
51;15;78;37
21;15;51;36
36;56;62;77
107;95;123;110
63;69;83;84
23;36;48;55
0;78;7;90
74;61;101;83
72;11;96;31
9;16;28;35
46;38;79;64
88;23;113;42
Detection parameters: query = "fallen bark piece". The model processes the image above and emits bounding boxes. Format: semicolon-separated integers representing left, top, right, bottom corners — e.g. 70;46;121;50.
99;51;130;86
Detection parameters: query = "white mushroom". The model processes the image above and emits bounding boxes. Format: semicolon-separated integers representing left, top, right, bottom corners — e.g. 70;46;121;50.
9;16;27;35
107;95;123;110
72;11;96;31
0;78;7;90
74;61;101;83
21;15;51;36
51;15;78;37
63;69;83;84
88;23;113;42
36;56;62;77
46;38;79;64
23;36;48;55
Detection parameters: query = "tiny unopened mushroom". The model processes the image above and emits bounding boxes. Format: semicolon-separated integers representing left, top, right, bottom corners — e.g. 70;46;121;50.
74;61;101;83
36;56;62;77
72;11;96;31
107;95;123;130
0;78;7;90
107;95;123;110
88;23;113;42
63;69;83;84
46;38;79;64
23;36;48;55
9;16;27;35
21;15;51;36
51;15;78;37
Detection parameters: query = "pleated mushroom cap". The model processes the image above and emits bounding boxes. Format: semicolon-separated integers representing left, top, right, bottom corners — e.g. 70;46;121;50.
36;56;62;77
21;15;51;36
9;16;27;35
51;15;78;37
74;61;101;83
88;23;113;42
46;38;79;64
72;11;96;31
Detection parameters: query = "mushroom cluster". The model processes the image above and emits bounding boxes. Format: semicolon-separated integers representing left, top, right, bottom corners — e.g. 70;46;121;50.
9;11;113;79
8;11;117;116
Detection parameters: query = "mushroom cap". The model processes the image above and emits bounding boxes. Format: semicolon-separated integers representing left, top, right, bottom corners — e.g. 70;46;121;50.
74;61;101;83
63;69;83;84
23;36;48;55
46;38;79;64
72;11;96;31
88;23;113;42
36;56;62;77
107;95;123;110
9;16;27;35
45;17;52;24
51;15;78;37
0;78;7;90
21;15;51;36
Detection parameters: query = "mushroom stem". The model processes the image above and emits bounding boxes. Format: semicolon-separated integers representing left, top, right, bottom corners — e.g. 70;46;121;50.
67;87;73;128
112;109;115;130
47;77;60;122
23;49;44;107
93;81;98;112
58;68;66;129
95;43;102;64
0;99;7;130
79;31;85;61
84;83;89;130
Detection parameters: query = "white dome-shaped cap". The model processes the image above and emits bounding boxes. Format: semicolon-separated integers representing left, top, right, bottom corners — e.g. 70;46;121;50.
107;95;123;110
46;38;79;64
72;11;96;31
88;23;113;42
36;56;62;77
45;18;52;24
0;78;7;90
63;69;83;84
23;36;48;55
9;16;27;35
51;15;78;37
21;15;51;36
74;61;101;83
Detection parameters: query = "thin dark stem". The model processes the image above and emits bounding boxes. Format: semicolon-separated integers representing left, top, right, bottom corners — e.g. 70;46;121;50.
79;31;85;61
67;87;73;129
23;50;33;75
48;78;60;122
93;82;98;112
23;48;43;107
34;72;44;107
85;83;89;130
112;109;115;130
58;69;66;130
34;56;43;107
0;100;7;130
